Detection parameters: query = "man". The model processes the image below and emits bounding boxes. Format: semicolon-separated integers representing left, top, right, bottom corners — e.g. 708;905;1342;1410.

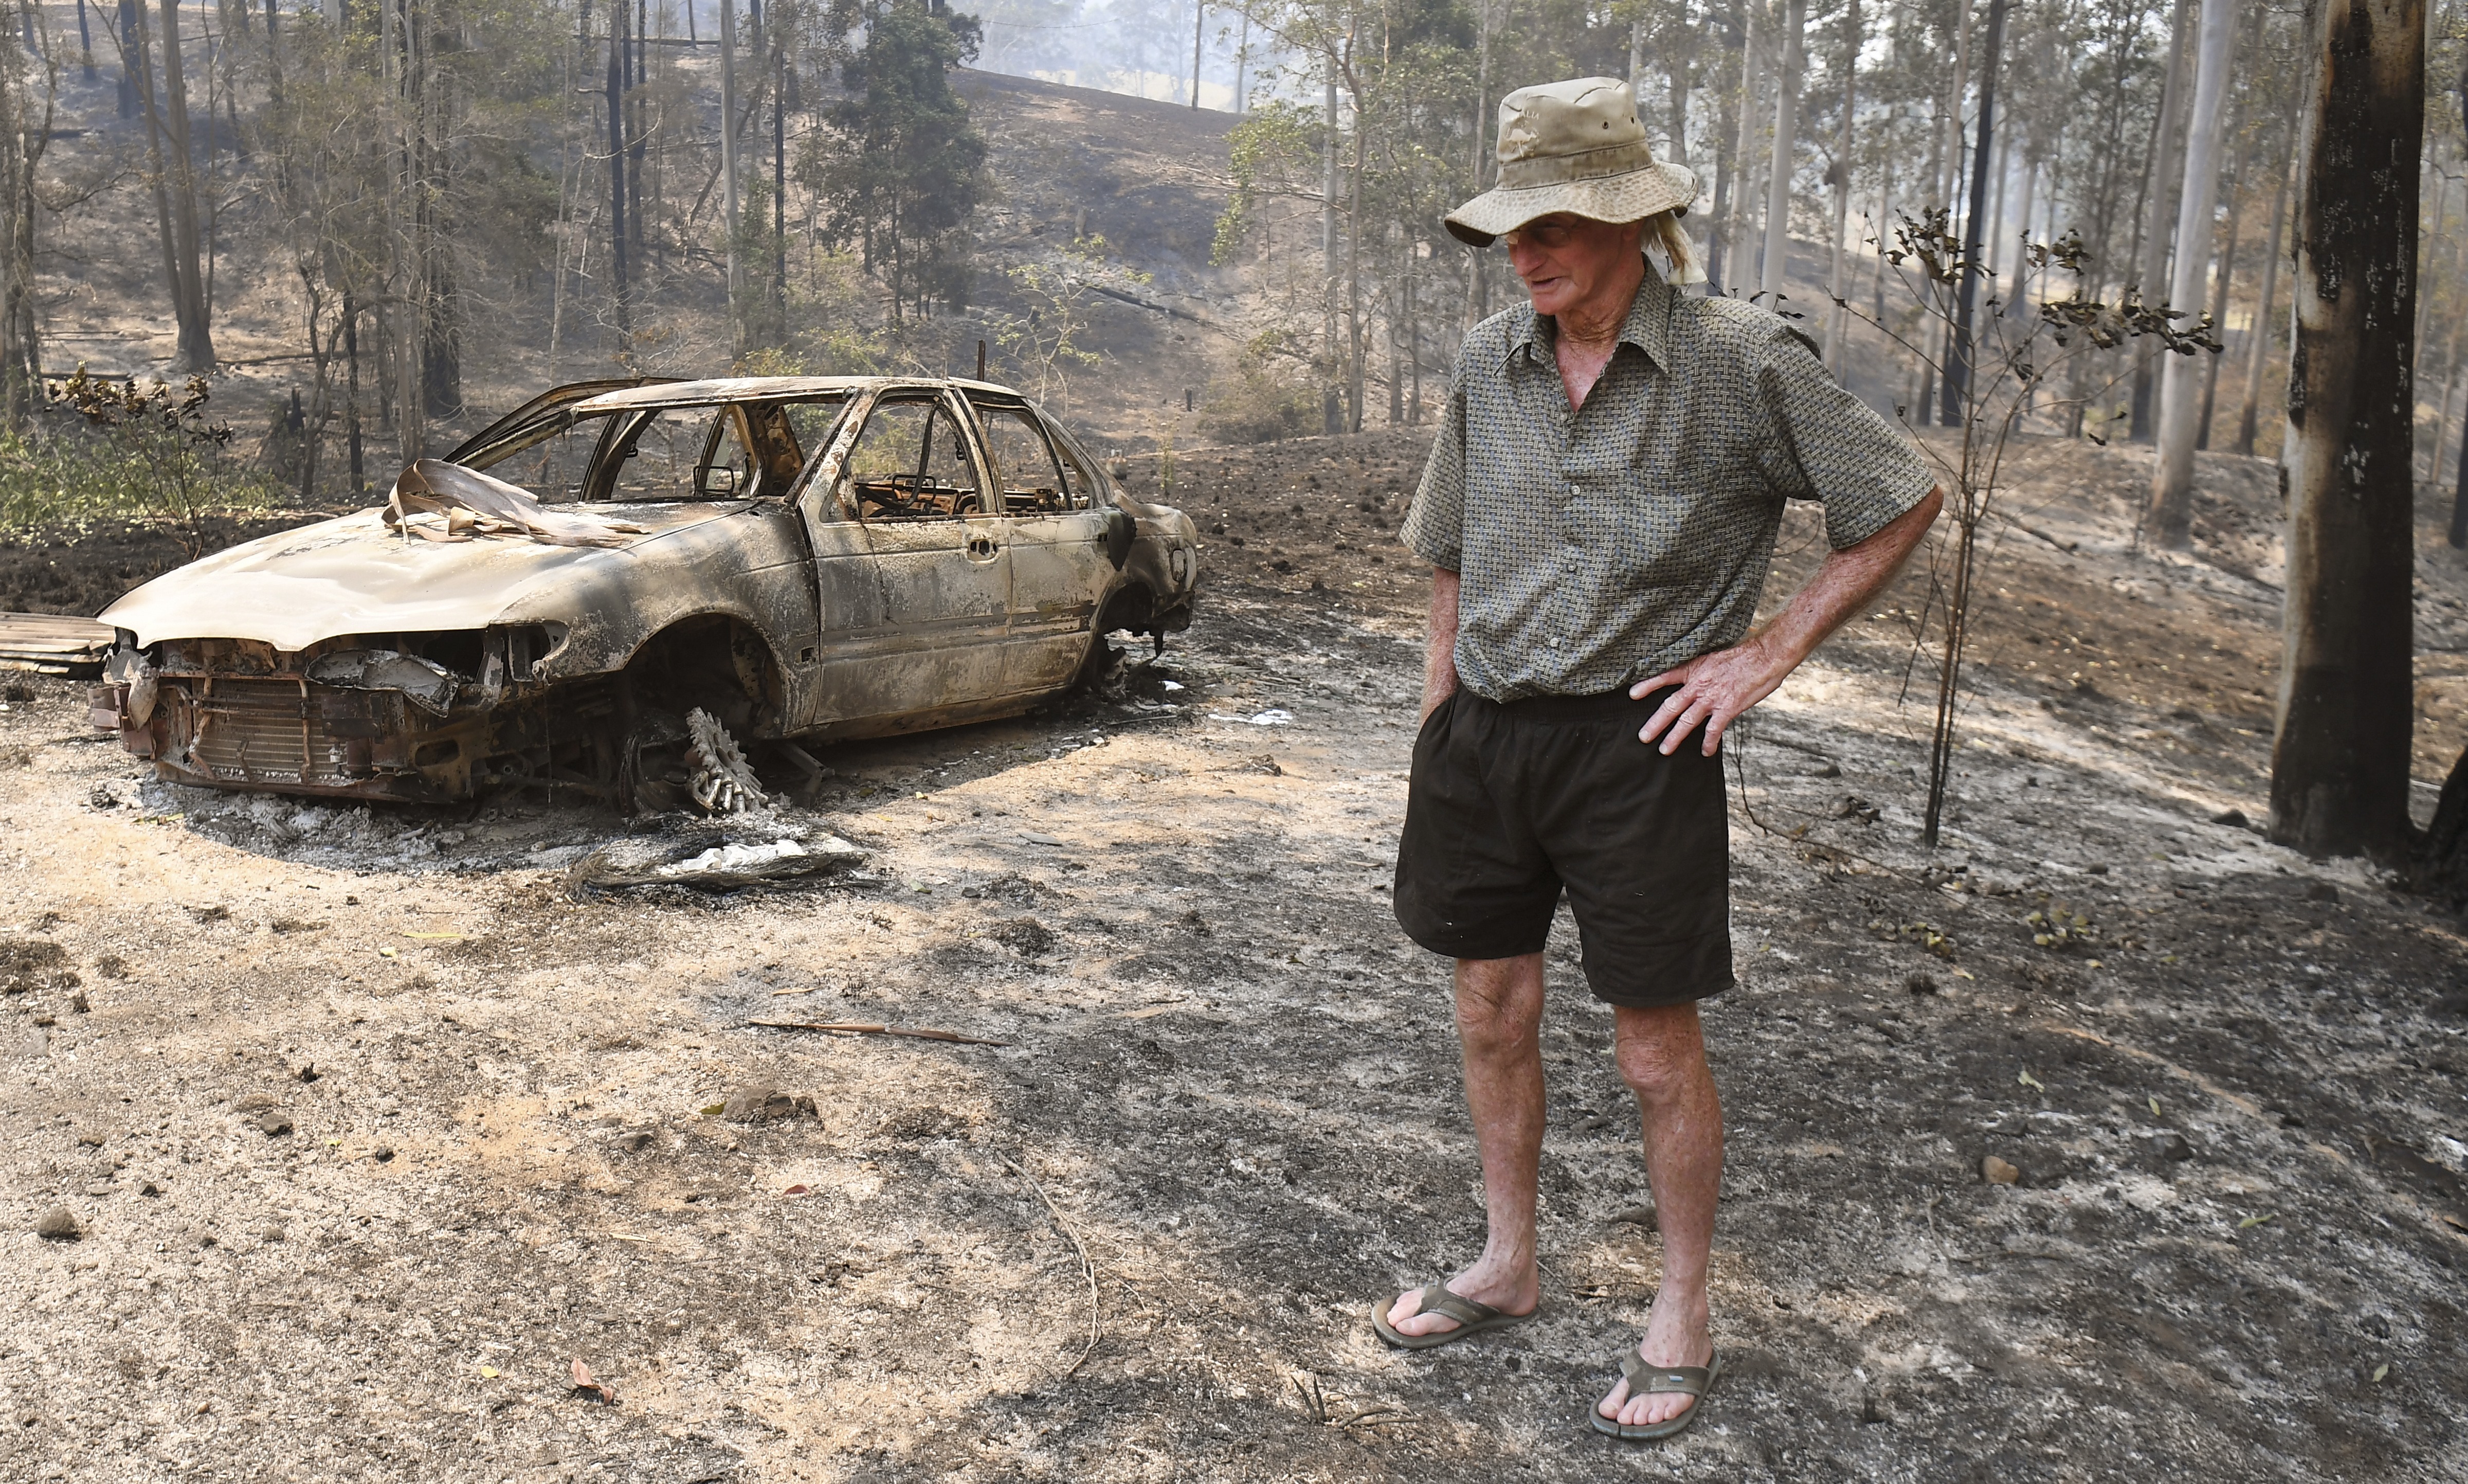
1369;77;1942;1443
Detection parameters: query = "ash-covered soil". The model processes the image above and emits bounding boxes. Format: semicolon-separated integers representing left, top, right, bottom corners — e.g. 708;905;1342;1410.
0;432;2463;1483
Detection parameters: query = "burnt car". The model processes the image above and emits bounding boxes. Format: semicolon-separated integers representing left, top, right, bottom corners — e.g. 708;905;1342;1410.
92;376;1201;809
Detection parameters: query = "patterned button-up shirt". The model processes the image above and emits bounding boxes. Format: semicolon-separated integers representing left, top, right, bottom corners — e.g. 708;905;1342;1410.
1402;267;1936;702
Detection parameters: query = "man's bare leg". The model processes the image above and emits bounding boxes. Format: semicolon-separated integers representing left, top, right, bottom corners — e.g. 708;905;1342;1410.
1385;952;1547;1336
1596;1002;1723;1427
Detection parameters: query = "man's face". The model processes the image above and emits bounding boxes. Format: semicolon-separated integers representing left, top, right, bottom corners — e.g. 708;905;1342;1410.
1505;214;1645;319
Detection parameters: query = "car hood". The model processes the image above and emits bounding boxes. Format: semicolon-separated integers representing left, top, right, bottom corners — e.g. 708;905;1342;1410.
102;503;750;652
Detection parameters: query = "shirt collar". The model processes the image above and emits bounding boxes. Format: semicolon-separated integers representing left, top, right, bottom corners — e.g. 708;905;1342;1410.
1503;260;1675;373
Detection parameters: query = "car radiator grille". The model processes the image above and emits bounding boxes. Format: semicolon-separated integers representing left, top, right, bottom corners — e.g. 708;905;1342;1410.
187;679;359;786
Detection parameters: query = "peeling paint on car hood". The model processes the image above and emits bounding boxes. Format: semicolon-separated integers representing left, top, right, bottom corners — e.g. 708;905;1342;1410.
101;504;750;651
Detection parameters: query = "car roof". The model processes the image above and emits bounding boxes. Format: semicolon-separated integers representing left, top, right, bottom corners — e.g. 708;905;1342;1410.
571;376;1031;412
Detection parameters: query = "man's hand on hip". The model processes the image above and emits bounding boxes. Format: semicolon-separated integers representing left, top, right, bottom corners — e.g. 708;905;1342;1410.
1627;488;1945;756
1630;633;1794;756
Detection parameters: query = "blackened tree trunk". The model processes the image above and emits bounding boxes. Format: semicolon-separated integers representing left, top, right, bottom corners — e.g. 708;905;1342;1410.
606;5;629;334
115;0;134;117
773;46;786;324
416;17;458;422
0;12;50;425
344;294;364;493
2451;406;2468;547
1941;0;2007;424
129;2;189;370
2129;0;2194;442
2271;0;2423;859
156;0;213;372
2234;139;2293;455
1703;14;1732;292
2195;103;2249;451
1823;0;1856;378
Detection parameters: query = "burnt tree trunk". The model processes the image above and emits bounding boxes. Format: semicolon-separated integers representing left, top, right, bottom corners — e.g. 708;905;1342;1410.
1941;0;2007;424
2452;407;2468;546
2129;0;2194;443
156;0;213;373
606;3;629;334
2234;132;2294;455
415;19;458;421
2271;0;2423;860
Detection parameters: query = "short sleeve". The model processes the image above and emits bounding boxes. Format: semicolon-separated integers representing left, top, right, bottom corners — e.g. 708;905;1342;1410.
1401;356;1469;570
1756;330;1939;549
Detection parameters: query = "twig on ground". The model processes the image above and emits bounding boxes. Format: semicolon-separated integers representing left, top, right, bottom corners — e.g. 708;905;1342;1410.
743;1020;1010;1046
1292;1372;1328;1422
1340;1406;1413;1428
2004;516;2079;553
999;1149;1100;1377
1728;732;1777;838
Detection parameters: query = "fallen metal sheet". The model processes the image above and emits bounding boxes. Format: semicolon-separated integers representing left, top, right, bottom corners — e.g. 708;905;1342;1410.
0;613;115;676
386;459;649;548
567;829;867;891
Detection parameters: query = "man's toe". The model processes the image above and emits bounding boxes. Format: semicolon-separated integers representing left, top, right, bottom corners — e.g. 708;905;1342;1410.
1626;1393;1693;1427
1388;1292;1457;1336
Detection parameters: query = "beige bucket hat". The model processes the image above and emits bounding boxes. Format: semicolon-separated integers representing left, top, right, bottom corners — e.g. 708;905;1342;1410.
1444;77;1698;248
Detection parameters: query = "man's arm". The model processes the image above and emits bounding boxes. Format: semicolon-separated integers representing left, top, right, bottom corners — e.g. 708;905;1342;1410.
1630;488;1944;755
1422;566;1462;722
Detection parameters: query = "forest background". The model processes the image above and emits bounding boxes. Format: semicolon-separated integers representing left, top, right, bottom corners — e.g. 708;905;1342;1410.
0;0;2460;486
0;0;2458;860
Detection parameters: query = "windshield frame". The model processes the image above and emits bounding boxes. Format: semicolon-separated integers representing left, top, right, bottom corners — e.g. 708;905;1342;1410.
578;395;856;504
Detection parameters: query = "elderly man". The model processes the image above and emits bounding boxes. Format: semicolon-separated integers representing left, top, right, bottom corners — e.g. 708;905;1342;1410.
1369;77;1941;1442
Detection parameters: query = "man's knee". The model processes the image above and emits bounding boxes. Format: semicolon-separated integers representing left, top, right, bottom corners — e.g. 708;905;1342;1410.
1454;955;1542;1057
1614;1004;1707;1103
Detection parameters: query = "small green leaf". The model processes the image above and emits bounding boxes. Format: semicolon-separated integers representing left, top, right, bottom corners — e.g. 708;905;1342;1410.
2238;1212;2276;1230
2017;1069;2044;1090
699;1104;724;1116
2371;1363;2390;1383
2148;1097;2162;1116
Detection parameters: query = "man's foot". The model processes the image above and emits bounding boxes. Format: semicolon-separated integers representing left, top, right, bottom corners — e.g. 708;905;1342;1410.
1595;1289;1712;1428
1383;1265;1538;1340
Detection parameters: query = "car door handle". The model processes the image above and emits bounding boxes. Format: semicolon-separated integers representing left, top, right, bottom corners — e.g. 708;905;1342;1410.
967;533;1000;562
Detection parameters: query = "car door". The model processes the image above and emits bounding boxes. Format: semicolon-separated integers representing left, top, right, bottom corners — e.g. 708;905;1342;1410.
797;389;1013;726
970;395;1115;694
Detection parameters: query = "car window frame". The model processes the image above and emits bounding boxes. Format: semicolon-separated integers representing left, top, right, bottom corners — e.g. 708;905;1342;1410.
463;406;621;503
967;394;1080;516
831;388;997;525
1038;410;1114;510
446;377;676;469
768;396;856;496
577;395;854;503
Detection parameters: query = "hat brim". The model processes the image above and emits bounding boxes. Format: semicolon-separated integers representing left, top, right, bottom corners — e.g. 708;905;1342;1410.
1443;162;1699;247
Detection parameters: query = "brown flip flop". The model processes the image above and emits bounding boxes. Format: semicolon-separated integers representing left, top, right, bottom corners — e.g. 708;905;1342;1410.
1368;1282;1535;1351
1588;1349;1721;1442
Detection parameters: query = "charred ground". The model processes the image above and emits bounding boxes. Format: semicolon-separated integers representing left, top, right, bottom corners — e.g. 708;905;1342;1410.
0;432;2463;1483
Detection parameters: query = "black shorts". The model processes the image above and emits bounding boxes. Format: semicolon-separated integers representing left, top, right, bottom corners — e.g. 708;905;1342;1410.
1393;687;1733;1008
